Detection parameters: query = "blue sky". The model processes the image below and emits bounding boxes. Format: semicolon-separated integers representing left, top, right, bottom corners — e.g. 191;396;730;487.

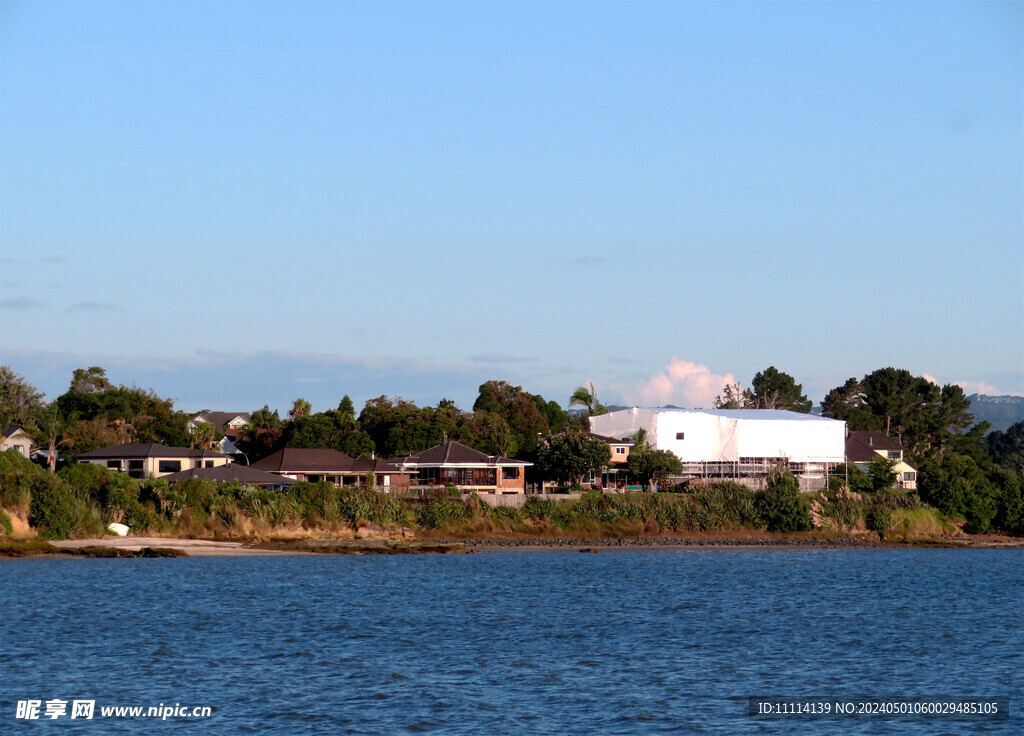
2;1;1021;414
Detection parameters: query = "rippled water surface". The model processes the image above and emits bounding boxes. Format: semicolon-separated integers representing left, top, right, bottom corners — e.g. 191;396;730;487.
2;549;1021;734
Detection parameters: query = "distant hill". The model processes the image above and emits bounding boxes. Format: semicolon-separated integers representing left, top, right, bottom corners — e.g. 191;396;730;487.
969;394;1024;433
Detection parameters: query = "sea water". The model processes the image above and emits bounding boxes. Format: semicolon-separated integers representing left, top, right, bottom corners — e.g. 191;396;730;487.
2;548;1021;734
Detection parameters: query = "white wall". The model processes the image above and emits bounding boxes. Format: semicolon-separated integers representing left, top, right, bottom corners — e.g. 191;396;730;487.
590;409;845;463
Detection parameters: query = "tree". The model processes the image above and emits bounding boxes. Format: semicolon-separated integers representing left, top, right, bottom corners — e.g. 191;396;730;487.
337;395;356;422
536;432;612;486
821;378;881;430
626;434;683;491
0;366;45;427
988;421;1024;474
472;381;549;456
68;366;112;394
189;422;220;451
29;406;76;473
284;410;374;458
713;382;752;409
289;398;312;419
749;367;812;413
569;381;607;416
822;368;978;462
55;369;188;448
867;457;898;493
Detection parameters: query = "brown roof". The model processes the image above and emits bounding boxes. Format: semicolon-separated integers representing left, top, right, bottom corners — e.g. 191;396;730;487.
158;464;297;486
846;431;903;462
396;441;530;467
76;443;229;460
250;448;410;475
587;432;631;445
193;412;252;432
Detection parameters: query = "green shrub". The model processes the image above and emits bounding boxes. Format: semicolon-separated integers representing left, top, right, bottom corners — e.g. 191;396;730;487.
29;475;90;539
0;449;38;509
489;505;525;525
416;499;471;528
866;505;893;535
756;471;811;533
1;508;13;535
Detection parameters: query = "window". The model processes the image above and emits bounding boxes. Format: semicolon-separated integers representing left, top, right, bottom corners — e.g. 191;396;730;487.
887;450;902;460
903;472;916;482
615;447;626;455
205;460;215;468
128;460;145;479
502;466;518;481
107;460;122;469
195;460;203;468
676;432;685;440
158;460;181;474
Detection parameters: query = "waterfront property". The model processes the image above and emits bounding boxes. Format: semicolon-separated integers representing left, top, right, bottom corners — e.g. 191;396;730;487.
845;430;918;490
589;408;846;488
76;443;232;479
395;440;531;496
250;448;412;492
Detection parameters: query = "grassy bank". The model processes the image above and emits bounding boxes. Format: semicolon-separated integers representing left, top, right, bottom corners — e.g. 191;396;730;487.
3;449;1020;545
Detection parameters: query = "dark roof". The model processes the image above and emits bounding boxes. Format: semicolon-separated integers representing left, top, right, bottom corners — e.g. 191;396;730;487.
251;448;378;474
3;424;29;439
192;412;252;432
396;441;530;467
76;443;229;460
846;431;903;462
587;432;631;445
158;464;297;486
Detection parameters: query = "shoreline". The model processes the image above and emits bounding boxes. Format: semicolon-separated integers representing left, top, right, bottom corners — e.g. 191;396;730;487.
3;532;1022;558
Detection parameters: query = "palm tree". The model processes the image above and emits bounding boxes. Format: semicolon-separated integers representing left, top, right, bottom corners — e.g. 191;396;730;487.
189;422;219;450
569;382;607;416
289;398;312;419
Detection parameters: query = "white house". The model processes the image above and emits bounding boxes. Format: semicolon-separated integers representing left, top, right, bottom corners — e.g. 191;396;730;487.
589;408;846;482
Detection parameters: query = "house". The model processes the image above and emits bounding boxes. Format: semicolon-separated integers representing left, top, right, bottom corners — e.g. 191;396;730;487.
158;464;298;490
589;408;846;487
187;412;252;435
845;431;918;490
1;425;35;457
250;448;412;492
76;444;232;479
187;412;252;456
585;433;633;489
394;441;531;496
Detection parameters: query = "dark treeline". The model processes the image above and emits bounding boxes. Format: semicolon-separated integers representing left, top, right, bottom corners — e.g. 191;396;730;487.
2;364;1023;537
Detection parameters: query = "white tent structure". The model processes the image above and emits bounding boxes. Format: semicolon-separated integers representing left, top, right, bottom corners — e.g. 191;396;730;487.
589;408;846;483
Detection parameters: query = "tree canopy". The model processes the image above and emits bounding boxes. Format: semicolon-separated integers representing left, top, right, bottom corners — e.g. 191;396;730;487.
536;432;612;486
713;367;811;412
0;366;45;427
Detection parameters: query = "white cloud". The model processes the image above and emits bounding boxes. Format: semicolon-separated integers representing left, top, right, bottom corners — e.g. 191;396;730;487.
617;358;736;408
955;381;1018;397
922;373;1021;396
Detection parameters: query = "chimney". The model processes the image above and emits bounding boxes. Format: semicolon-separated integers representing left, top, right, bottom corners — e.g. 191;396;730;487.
869;436;873;446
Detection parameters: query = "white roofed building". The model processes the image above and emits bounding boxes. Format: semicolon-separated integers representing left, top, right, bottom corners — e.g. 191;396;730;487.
589;408;846;486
